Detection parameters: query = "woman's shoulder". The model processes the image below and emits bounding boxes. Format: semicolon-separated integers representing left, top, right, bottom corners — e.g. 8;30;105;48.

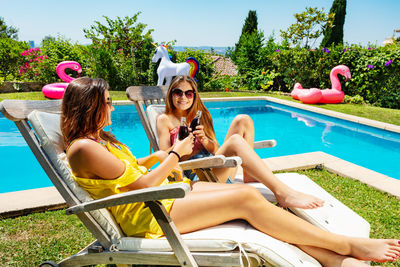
157;113;176;129
157;113;170;123
67;139;103;159
67;138;126;179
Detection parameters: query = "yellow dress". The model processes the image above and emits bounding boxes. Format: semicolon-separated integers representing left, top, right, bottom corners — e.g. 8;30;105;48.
70;141;190;238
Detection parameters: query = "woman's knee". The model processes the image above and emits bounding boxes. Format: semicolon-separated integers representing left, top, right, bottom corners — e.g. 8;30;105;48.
232;114;254;129
235;184;261;203
225;134;246;149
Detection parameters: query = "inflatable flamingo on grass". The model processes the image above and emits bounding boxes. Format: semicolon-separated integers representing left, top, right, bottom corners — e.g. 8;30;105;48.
42;61;82;99
291;65;351;104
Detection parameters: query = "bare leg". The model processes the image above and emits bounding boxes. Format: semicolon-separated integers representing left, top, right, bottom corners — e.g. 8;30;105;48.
223;114;258;182
224;114;255;147
298;245;371;267
215;134;324;209
170;182;400;263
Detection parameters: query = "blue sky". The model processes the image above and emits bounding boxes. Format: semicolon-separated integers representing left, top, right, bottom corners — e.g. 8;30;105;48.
2;0;399;47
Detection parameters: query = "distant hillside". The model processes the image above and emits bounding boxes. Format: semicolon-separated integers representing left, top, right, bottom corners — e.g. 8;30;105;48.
173;46;229;55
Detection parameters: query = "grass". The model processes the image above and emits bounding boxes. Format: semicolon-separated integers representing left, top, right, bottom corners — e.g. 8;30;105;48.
0;210;93;266
0;168;399;266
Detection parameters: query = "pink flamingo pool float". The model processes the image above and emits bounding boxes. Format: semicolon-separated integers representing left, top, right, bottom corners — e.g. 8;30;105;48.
291;65;351;104
42;61;82;99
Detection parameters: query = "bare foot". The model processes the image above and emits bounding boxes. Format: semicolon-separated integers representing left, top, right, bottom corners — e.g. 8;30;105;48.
299;244;370;267
324;255;370;267
275;188;325;209
344;238;400;263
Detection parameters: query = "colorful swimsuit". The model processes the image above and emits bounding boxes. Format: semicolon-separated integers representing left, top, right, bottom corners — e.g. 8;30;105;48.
69;140;190;238
169;126;204;151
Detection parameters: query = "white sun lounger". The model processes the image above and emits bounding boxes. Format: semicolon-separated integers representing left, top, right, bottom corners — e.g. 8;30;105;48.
125;85;370;239
1;99;324;266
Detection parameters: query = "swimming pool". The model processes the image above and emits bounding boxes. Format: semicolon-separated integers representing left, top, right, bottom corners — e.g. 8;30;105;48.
1;100;400;193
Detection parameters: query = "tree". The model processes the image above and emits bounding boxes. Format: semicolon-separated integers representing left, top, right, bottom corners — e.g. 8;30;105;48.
320;0;347;47
280;7;334;48
0;38;28;79
0;17;18;40
233;10;259;60
83;13;156;88
235;31;264;73
83;13;154;57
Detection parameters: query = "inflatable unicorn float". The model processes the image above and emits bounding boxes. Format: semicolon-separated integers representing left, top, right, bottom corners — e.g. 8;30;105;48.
152;44;199;86
291;65;351;104
42;61;82;99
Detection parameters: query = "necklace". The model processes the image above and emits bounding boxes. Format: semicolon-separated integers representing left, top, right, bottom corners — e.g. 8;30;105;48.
86;136;122;150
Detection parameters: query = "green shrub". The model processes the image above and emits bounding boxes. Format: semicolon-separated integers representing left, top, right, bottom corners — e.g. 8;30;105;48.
204;74;244;92
233;41;400;109
0;38;29;81
343;94;365;104
39;36;87;84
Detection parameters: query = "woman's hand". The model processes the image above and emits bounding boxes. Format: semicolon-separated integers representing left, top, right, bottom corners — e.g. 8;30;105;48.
192;125;218;154
170;164;184;181
137;150;168;169
192;125;209;145
173;133;194;157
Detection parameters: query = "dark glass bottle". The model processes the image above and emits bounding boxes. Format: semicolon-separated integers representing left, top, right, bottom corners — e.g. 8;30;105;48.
178;117;189;140
189;111;202;131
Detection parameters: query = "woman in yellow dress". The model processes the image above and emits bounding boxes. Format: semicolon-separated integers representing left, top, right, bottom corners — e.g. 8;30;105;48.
63;77;400;266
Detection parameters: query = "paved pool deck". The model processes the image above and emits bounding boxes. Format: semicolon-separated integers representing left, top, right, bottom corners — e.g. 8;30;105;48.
1;97;399;218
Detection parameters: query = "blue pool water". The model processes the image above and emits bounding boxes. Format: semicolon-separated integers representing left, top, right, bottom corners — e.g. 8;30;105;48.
1;100;400;193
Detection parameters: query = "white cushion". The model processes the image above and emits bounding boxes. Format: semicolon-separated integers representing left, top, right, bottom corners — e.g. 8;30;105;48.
235;173;370;238
117;220;321;267
28;110;124;241
146;104;165;144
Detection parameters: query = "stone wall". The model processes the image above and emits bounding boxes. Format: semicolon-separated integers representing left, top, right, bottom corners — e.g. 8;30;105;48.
0;82;44;93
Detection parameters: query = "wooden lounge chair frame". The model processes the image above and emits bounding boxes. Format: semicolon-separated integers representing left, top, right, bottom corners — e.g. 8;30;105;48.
0;100;264;267
126;85;277;182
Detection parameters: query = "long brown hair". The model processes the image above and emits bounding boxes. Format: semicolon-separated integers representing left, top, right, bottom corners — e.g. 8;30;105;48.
165;75;217;142
61;77;121;145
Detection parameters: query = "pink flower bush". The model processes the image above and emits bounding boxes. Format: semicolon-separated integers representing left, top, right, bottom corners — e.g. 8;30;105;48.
19;48;48;80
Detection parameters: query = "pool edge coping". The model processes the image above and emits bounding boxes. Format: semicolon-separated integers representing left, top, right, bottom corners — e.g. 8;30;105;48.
2;97;399;218
201;96;400;134
1;151;399;219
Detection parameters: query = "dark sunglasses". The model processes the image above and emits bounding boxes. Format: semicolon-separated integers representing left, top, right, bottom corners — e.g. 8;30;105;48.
106;96;113;107
171;88;195;99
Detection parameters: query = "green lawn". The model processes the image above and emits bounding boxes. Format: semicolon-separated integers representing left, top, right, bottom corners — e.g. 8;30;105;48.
0;169;399;266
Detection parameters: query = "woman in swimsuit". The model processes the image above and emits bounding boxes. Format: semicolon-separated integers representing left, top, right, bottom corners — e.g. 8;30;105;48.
157;75;322;209
64;77;400;266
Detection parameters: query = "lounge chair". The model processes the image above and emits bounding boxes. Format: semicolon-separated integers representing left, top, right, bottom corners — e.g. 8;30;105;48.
126;86;371;238
126;85;276;183
1;99;324;266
